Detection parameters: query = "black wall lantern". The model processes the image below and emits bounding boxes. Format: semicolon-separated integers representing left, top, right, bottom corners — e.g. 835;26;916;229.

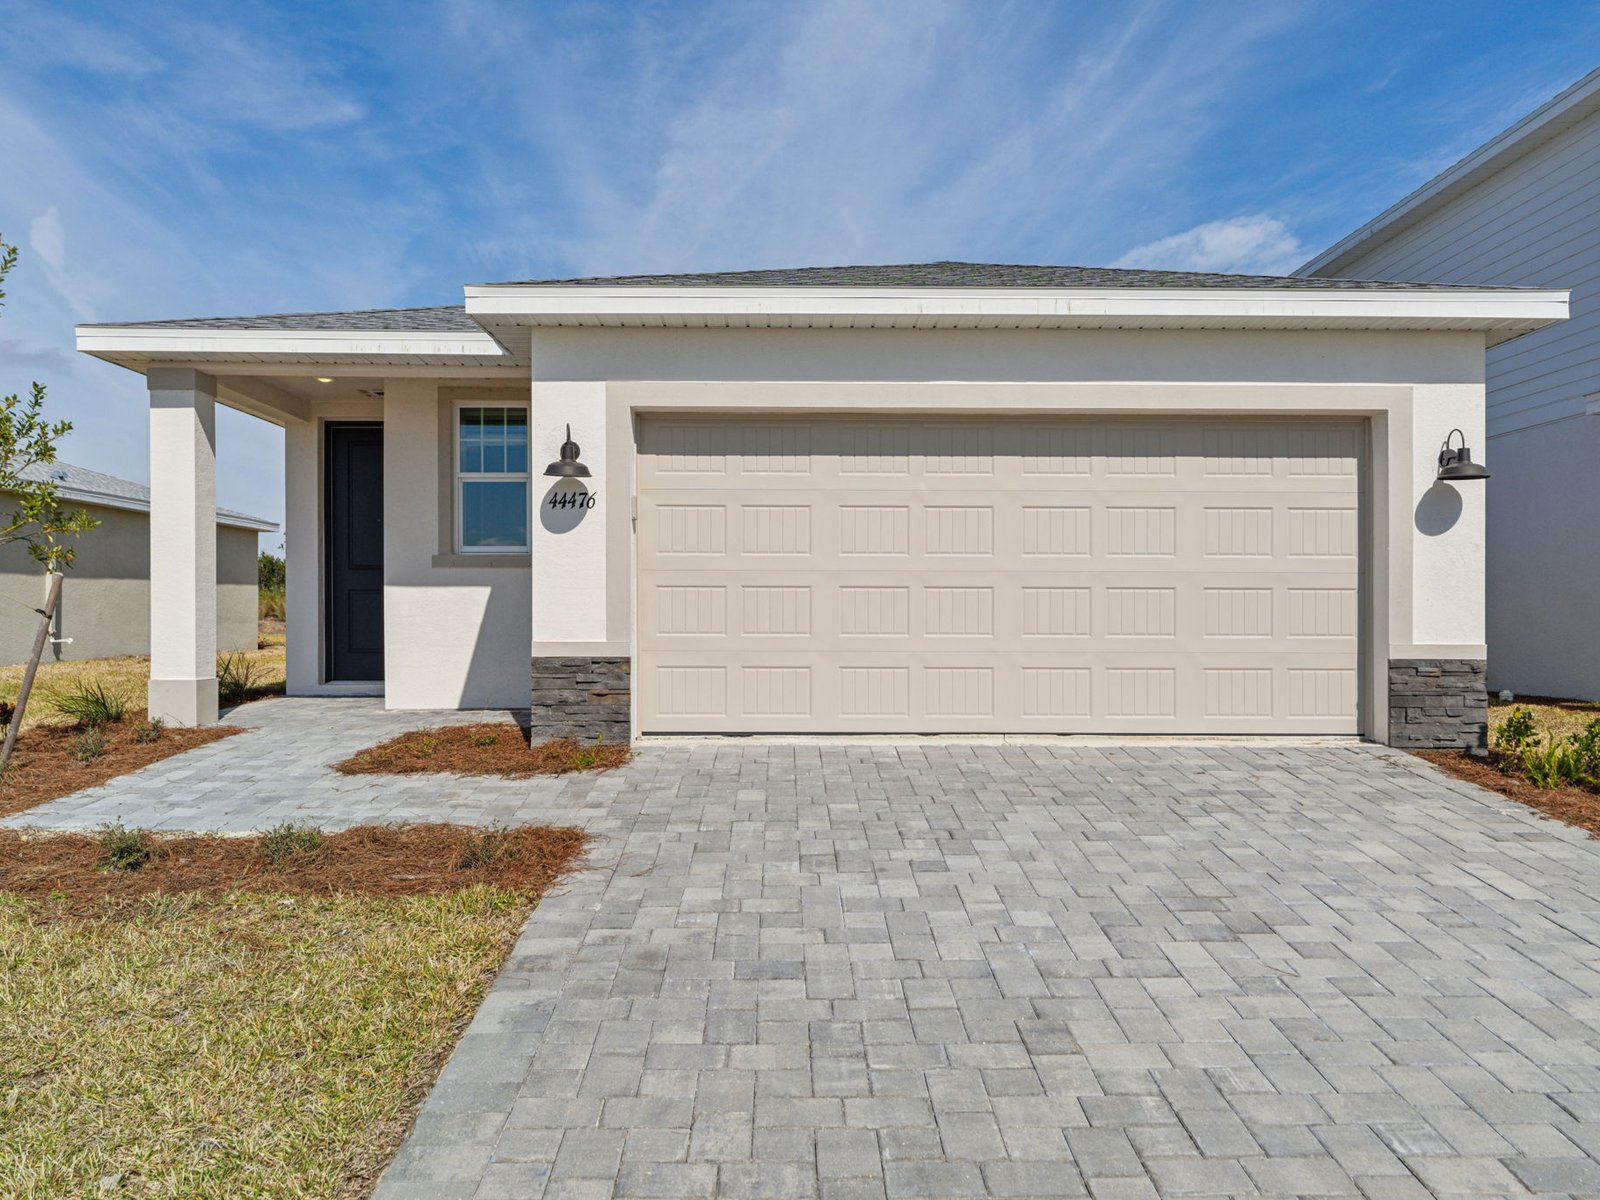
544;424;591;478
1436;428;1489;482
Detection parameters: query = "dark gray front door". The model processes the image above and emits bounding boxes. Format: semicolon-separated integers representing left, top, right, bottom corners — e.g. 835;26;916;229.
325;422;384;681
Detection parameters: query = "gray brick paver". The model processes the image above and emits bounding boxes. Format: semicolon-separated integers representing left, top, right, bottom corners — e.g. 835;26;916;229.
16;701;1600;1200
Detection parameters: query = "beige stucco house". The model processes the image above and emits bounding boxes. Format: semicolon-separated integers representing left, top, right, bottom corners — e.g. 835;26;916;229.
1300;67;1600;702
0;461;272;664
75;263;1566;747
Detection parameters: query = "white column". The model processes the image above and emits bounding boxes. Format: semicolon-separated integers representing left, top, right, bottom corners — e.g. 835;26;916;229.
147;367;219;725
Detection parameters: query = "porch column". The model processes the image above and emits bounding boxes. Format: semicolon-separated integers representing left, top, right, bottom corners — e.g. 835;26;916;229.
147;367;219;725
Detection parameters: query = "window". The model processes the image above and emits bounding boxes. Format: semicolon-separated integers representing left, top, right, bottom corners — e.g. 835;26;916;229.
457;405;529;551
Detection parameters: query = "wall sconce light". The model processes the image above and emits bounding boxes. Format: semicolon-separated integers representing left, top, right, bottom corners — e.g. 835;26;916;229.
1436;429;1489;482
543;424;591;477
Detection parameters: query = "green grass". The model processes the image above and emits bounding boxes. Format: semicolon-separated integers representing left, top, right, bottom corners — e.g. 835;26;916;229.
1489;697;1600;751
0;640;285;731
0;888;532;1199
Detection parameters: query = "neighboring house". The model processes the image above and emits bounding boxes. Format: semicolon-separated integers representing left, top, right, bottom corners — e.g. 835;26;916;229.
0;462;274;664
75;263;1566;748
1300;67;1600;701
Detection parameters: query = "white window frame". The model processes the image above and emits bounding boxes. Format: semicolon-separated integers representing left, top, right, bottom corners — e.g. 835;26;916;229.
454;399;531;554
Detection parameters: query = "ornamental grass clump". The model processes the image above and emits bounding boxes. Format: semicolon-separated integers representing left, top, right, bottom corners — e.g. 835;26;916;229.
47;678;130;727
97;823;153;872
260;821;328;867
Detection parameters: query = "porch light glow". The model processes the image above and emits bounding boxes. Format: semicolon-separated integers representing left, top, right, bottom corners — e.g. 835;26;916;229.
544;424;591;478
1436;428;1489;481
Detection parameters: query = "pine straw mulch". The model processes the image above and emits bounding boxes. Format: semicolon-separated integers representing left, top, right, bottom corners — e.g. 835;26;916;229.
333;722;631;779
0;710;242;820
0;824;591;916
1415;749;1600;839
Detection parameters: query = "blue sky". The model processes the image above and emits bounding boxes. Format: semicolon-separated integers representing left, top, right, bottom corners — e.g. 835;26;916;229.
2;0;1598;547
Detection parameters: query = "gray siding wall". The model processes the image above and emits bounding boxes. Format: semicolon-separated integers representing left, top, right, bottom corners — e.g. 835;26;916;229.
1311;109;1600;699
0;504;259;664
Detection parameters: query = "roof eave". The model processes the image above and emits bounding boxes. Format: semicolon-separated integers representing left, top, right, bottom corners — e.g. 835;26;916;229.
466;285;1568;346
74;324;521;373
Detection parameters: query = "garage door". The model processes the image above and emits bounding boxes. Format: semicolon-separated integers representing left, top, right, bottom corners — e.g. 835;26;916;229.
636;416;1362;734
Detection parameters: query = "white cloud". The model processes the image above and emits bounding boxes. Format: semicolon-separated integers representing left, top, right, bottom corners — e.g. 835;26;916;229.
1112;215;1307;276
28;205;96;321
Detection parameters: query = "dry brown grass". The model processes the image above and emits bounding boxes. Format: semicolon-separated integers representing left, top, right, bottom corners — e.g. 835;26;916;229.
0;710;241;820
335;723;631;779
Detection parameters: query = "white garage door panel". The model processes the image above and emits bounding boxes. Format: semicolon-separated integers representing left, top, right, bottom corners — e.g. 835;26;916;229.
637;418;1362;734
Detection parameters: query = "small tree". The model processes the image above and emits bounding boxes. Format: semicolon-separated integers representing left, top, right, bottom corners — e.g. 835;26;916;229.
0;233;99;768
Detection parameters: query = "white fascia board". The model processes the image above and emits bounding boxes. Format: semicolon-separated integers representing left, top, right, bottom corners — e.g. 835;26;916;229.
465;284;1568;335
75;325;512;362
1299;66;1600;276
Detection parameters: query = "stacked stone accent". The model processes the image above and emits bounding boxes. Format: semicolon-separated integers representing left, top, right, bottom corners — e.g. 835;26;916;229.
531;657;631;744
1388;658;1488;752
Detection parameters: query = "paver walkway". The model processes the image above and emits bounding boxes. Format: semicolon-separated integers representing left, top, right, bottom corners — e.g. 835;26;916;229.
2;697;627;832
14;700;1600;1197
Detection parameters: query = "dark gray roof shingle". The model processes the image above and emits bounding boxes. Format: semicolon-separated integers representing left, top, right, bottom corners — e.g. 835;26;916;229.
486;260;1525;291
96;304;478;332
92;262;1538;335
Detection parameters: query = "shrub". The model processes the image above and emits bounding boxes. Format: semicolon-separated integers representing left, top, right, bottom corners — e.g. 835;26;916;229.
411;735;439;758
217;652;263;705
98;824;153;871
473;733;499;747
260;821;327;867
69;727;108;762
1495;709;1600;791
47;679;131;727
132;718;165;744
1495;707;1539;754
457;827;519;871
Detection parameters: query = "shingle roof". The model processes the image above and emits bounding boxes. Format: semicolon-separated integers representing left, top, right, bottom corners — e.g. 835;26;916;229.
486;261;1526;291
88;263;1541;336
94;304;478;332
13;461;276;531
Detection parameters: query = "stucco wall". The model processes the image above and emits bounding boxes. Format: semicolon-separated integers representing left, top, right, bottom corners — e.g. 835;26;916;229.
282;390;532;706
527;325;1491;741
383;381;532;709
0;502;258;664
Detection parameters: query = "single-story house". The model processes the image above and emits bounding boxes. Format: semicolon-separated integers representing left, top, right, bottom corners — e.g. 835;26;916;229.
1300;66;1600;701
0;461;273;664
75;263;1567;747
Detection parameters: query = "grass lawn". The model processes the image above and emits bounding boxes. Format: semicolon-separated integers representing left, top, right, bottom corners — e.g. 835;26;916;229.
1487;695;1600;748
0;889;529;1199
0;823;588;1198
0;637;286;731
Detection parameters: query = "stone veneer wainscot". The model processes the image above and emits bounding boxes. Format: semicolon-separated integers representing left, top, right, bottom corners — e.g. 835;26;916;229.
531;657;631;743
1388;659;1488;752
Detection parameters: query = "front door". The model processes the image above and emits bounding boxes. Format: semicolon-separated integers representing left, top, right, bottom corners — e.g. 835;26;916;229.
325;422;384;681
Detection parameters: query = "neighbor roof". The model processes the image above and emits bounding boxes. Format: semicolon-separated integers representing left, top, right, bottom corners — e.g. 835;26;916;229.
12;461;276;532
91;304;479;333
1300;66;1600;276
482;261;1520;291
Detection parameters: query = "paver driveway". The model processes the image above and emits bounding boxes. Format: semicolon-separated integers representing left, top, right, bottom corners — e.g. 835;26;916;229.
13;701;1600;1197
363;737;1600;1200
